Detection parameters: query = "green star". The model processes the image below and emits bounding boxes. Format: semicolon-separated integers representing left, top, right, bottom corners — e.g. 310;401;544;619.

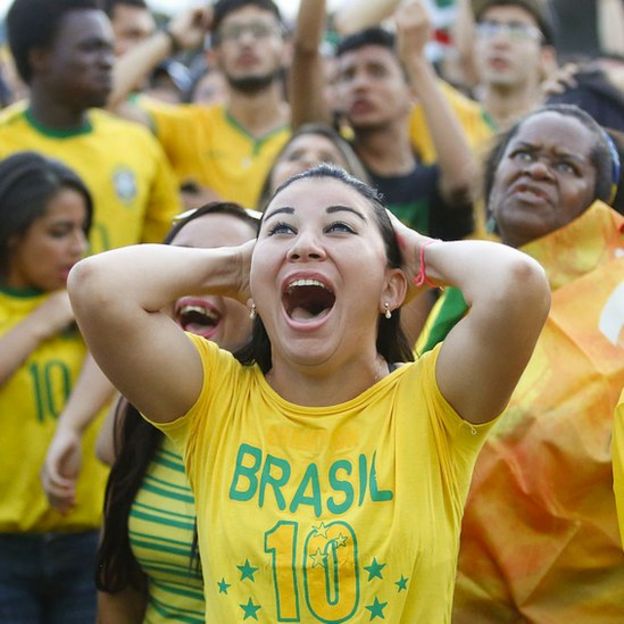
363;557;386;581
310;547;326;568
217;578;231;594
395;575;409;592
334;532;348;548
365;596;388;620
237;559;259;582
239;597;261;620
313;522;329;539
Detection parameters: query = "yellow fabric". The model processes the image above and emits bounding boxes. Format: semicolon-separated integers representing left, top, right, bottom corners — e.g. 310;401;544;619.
409;81;494;165
0;102;180;253
454;200;624;623
149;336;496;623
129;435;204;623
0;289;108;533
151;103;290;209
613;390;624;548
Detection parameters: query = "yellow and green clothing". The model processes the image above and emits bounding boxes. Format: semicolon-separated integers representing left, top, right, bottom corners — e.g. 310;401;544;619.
613;390;624;548
0;287;108;533
150;103;290;209
129;435;205;623
0;103;181;254
423;201;624;622
149;335;496;623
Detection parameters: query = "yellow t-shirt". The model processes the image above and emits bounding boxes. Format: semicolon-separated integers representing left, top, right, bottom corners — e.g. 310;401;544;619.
0;103;181;253
613;390;624;548
129;435;204;623
150;335;496;623
0;287;108;533
151;103;290;209
409;81;494;165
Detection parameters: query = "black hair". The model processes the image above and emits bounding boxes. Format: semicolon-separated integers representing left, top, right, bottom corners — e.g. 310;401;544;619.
0;151;93;278
237;163;415;371
7;0;100;84
483;104;615;214
100;0;148;18
95;201;257;595
212;0;282;40
474;0;557;47
256;123;371;210
335;26;395;58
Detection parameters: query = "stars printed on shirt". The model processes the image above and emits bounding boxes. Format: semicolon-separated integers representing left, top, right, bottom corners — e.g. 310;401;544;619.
312;521;329;539
395;575;409;592
217;578;231;594
239;597;261;620
364;557;386;581
237;559;259;582
365;596;388;620
310;547;327;568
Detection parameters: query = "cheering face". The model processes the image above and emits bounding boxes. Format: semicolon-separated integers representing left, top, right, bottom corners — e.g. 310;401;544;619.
6;188;89;292
490;112;598;248
173;213;255;352
270;134;351;192
251;176;398;371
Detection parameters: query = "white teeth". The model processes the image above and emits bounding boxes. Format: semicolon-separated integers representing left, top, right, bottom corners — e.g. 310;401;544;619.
287;279;330;292
179;305;218;320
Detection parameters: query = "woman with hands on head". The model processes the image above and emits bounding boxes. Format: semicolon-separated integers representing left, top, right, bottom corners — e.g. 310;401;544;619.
96;202;258;624
0;151;107;623
69;163;549;622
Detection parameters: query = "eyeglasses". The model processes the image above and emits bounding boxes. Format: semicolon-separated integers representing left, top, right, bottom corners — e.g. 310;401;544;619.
218;21;280;43
476;20;543;42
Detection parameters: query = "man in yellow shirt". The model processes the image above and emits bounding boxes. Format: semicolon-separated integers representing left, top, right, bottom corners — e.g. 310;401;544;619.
2;0;180;254
110;0;291;209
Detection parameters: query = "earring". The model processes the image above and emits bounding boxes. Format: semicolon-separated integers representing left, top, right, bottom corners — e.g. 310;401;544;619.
384;302;392;319
249;303;257;320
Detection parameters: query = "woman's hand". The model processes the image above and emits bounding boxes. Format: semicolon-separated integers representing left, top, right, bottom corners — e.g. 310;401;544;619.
30;291;75;341
235;239;255;304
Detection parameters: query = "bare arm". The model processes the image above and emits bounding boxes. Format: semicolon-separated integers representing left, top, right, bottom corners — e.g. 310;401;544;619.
95;395;124;467
41;355;115;513
289;0;332;128
333;0;401;34
97;588;146;624
0;291;74;386
67;242;253;424
108;7;211;111
397;1;477;203
393;214;550;424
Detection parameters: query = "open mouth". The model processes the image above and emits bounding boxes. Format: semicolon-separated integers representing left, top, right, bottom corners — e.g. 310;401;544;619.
175;302;221;334
282;279;336;322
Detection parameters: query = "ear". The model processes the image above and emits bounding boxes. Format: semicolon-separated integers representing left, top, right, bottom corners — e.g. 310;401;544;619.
379;267;408;316
538;45;558;82
28;47;52;77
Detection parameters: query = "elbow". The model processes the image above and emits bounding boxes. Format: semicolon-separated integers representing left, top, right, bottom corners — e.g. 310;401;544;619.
508;255;551;320
67;256;116;317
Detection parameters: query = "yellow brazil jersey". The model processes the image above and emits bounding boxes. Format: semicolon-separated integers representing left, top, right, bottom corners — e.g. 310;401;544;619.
0;287;108;533
129;435;205;623
150;103;290;209
149;335;497;623
409;80;495;165
614;389;624;548
0;102;181;254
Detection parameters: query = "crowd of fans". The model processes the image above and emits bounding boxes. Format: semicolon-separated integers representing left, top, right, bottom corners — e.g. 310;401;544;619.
0;0;623;622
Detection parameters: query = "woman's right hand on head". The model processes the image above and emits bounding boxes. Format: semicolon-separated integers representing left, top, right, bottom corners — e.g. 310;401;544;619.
235;239;256;303
31;291;75;341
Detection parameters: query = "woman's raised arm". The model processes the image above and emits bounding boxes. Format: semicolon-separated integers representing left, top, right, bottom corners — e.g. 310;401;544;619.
68;242;253;424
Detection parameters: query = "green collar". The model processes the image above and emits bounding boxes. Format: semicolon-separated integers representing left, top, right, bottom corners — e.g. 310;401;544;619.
0;284;45;298
24;107;93;138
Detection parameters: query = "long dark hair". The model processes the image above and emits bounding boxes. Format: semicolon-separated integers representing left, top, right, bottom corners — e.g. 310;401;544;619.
237;164;414;371
95;202;258;594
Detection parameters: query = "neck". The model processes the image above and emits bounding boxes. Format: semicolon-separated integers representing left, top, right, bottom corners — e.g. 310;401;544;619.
353;118;415;176
29;85;89;131
226;82;288;138
480;80;541;129
266;352;389;407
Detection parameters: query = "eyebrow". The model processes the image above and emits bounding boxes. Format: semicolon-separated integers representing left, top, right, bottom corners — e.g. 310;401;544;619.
263;206;294;222
514;142;588;163
263;204;367;223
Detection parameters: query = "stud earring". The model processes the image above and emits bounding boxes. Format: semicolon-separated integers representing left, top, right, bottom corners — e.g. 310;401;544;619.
384;302;392;319
249;303;257;320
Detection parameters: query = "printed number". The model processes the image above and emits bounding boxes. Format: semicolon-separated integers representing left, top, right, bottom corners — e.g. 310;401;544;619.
264;521;359;623
28;361;71;422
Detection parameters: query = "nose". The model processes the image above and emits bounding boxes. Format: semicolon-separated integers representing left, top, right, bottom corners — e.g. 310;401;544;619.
70;228;89;258
525;159;554;181
287;230;326;262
